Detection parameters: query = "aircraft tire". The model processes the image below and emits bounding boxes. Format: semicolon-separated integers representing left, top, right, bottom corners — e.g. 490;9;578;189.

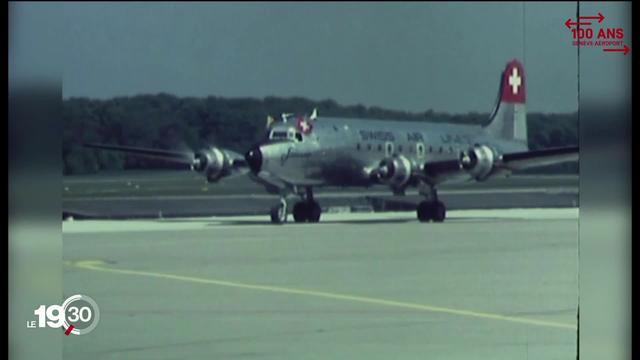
433;201;446;222
307;201;321;223
416;201;434;222
270;199;287;224
293;202;309;223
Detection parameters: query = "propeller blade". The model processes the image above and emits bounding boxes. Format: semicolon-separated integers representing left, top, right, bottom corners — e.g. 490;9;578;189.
84;143;195;165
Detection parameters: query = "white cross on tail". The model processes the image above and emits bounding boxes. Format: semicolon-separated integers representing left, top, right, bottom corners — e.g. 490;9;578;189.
508;67;521;95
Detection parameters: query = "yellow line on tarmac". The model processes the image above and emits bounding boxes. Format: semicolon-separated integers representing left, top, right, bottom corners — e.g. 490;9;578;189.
69;260;577;331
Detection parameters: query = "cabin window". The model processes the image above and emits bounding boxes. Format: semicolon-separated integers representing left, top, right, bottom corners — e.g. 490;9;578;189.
377;144;383;152
398;145;403;153
356;143;361;151
439;147;443;154
385;142;394;157
448;146;453;153
295;132;303;142
416;143;425;158
367;144;372;151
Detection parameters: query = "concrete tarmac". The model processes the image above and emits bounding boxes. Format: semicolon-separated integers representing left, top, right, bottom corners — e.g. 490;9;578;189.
62;175;579;219
63;208;578;359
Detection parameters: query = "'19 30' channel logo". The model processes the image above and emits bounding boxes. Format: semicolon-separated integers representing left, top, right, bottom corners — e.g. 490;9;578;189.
26;294;100;336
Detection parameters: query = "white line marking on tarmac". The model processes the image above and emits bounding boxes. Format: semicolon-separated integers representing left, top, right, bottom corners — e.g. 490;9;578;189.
67;260;577;331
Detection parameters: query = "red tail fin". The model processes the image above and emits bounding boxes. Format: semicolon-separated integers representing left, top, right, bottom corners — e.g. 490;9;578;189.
500;59;526;103
485;59;528;145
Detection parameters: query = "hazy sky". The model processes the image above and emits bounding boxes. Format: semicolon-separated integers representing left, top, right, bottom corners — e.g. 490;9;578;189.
9;2;631;113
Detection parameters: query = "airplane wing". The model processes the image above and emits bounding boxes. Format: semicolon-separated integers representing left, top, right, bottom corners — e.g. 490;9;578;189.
423;146;578;183
497;146;578;171
85;143;249;182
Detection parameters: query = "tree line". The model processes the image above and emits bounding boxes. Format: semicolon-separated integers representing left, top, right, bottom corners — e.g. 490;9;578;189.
63;94;578;175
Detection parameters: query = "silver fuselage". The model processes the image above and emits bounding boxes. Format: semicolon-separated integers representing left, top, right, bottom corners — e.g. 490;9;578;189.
256;116;528;188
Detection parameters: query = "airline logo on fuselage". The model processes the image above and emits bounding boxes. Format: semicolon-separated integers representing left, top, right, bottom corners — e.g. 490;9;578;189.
359;130;395;141
357;129;470;144
358;130;427;142
280;146;312;165
440;134;472;144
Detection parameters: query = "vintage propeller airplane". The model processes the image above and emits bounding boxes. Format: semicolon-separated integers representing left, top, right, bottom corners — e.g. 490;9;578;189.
86;59;578;224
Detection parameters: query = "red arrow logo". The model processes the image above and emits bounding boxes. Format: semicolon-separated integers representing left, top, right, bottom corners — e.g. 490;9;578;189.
603;44;630;55
64;325;74;336
579;12;605;23
565;18;592;29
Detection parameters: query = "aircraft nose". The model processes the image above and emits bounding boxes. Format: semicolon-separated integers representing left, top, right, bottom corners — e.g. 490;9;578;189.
244;146;263;173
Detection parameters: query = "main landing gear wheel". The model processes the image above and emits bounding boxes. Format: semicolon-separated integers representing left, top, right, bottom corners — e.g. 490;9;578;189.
417;201;446;223
293;202;307;223
292;201;322;223
307;201;321;223
270;198;288;224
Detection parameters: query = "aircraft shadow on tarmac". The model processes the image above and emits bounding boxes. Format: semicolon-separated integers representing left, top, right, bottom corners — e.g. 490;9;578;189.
155;216;522;226
154;218;414;226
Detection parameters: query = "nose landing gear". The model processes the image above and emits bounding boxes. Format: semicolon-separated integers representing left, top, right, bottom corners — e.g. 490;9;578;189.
269;187;322;224
270;198;288;224
292;201;321;223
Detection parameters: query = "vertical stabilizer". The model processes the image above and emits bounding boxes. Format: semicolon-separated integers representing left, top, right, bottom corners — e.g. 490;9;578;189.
485;59;527;145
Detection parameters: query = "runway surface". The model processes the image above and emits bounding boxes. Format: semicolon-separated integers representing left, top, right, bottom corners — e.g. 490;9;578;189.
63;174;579;218
63;208;578;359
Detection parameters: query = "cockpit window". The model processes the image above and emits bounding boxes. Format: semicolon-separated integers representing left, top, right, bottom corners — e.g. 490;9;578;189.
269;131;288;140
287;128;296;141
269;129;303;142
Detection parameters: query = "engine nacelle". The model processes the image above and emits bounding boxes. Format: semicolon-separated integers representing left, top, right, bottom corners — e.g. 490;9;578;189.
193;147;234;182
374;155;412;188
459;145;497;181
